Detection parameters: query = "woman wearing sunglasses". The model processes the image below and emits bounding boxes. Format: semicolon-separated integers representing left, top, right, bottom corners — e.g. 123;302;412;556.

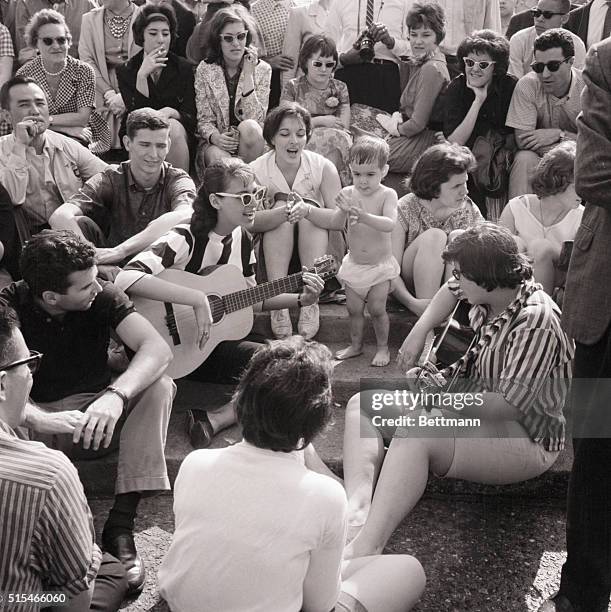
280;35;352;186
115;157;324;449
117;1;195;172
343;223;573;561
442;30;517;217
194;6;270;176
16;9;112;153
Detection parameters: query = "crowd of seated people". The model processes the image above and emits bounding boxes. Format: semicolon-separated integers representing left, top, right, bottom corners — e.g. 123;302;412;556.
0;0;601;608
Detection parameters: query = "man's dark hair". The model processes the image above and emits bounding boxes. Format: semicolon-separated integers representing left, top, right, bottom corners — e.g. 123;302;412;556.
20;230;96;298
457;29;510;78
132;0;177;47
125;107;170;139
0;306;19;366
533;28;575;59
263;102;312;148
0;75;42;111
442;223;533;291
234;336;334;452
408;143;476;200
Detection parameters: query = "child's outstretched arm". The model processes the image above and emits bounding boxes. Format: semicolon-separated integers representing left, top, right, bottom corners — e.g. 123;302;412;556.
305;189;351;230
353;188;397;232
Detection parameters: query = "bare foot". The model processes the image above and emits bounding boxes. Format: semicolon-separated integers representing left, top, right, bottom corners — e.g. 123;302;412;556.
335;345;363;360
371;347;390;367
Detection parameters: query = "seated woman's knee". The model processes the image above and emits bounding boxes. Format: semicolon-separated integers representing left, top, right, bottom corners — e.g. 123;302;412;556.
238;119;263;145
168;117;187;141
420;227;447;247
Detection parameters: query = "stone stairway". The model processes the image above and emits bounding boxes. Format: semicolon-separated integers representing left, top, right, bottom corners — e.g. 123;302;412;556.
76;302;573;499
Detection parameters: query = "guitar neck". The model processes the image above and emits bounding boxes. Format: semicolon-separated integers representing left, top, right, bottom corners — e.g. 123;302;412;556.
222;272;304;313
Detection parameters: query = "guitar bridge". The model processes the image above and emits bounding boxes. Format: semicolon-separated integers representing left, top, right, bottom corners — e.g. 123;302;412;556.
164;302;180;345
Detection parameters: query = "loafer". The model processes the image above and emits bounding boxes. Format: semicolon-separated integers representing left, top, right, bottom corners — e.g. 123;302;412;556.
297;304;320;339
102;532;145;595
538;595;576;612
270;308;292;339
186;409;215;449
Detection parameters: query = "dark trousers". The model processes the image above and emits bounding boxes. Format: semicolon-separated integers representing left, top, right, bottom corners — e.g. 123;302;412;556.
334;62;401;113
269;68;282;110
559;328;611;611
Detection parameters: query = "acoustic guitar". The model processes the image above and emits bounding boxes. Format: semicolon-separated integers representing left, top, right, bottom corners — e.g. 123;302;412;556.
132;255;337;379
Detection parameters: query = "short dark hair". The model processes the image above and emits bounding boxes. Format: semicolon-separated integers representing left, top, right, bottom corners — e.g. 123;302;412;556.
298;34;338;75
533;28;575;59
408;143;476;200
442;223;533;291
20;230;96;298
457;29;510;78
0;306;19;367
532;141;576;198
204;5;257;64
0;75;43;111
348;135;389;168
406;1;446;44
234;336;334;452
24;8;70;48
125;107;170;139
132;0;177;47
263;102;312;148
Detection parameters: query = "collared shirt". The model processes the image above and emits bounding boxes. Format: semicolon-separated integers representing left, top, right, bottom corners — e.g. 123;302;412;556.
0;420;102;609
67;161;196;248
587;0;610;47
506;67;585;133
508;26;587;78
436;0;501;56
251;0;295;58
326;0;412;63
0;130;108;231
0;281;135;402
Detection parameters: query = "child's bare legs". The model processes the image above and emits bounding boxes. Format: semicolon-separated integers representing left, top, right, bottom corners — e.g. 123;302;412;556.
336;286;365;360
529;238;560;295
367;280;391;366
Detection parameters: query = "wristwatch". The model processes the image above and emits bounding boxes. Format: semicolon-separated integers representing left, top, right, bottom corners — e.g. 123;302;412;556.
105;385;129;412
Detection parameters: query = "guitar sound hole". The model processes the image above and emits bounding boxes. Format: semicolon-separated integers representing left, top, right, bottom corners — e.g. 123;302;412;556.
207;294;224;324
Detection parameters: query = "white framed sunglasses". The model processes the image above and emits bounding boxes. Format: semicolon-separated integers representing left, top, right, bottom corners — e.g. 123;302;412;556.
220;31;248;43
214;185;267;207
463;58;496;70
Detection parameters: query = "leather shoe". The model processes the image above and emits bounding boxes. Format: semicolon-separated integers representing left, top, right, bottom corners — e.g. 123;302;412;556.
102;532;146;595
538;594;576;612
186;409;215;449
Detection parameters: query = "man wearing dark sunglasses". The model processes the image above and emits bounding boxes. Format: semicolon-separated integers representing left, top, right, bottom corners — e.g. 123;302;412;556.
0;306;129;611
508;0;586;77
0;230;176;594
506;28;585;197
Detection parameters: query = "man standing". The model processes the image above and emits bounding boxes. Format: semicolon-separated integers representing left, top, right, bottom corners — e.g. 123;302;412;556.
0;76;108;235
0;306;128;611
506;28;584;197
0;230;175;594
539;37;611;612
50;108;195;270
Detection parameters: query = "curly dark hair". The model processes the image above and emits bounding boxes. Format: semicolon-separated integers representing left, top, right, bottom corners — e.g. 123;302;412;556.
234;336;334;452
190;157;256;238
262;102;312;148
204;5;258;64
406;2;446;44
442;223;533;291
20;230;96;298
132;0;177;47
532;141;576;198
408;143;476;201
533;28;575;59
298;34;339;75
457;29;510;78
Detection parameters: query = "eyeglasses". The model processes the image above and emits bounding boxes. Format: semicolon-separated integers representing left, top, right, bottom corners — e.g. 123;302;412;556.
0;351;43;374
464;58;496;70
530;56;572;73
311;59;336;69
41;36;69;46
214;186;267;207
220;31;248;43
530;8;568;19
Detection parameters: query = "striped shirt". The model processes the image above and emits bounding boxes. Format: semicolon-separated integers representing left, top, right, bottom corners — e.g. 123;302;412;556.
116;224;257;293
454;279;574;452
0;421;102;610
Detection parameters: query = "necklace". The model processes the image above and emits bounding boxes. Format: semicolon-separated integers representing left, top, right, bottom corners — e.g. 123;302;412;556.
105;4;134;39
538;196;569;238
41;59;67;76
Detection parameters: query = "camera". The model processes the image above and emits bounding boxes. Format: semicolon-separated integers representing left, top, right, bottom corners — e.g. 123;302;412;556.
356;29;375;62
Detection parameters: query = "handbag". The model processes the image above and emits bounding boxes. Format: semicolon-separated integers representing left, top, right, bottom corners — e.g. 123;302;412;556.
470;129;515;197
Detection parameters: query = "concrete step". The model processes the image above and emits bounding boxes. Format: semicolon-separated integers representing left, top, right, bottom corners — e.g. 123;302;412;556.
76;344;574;500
